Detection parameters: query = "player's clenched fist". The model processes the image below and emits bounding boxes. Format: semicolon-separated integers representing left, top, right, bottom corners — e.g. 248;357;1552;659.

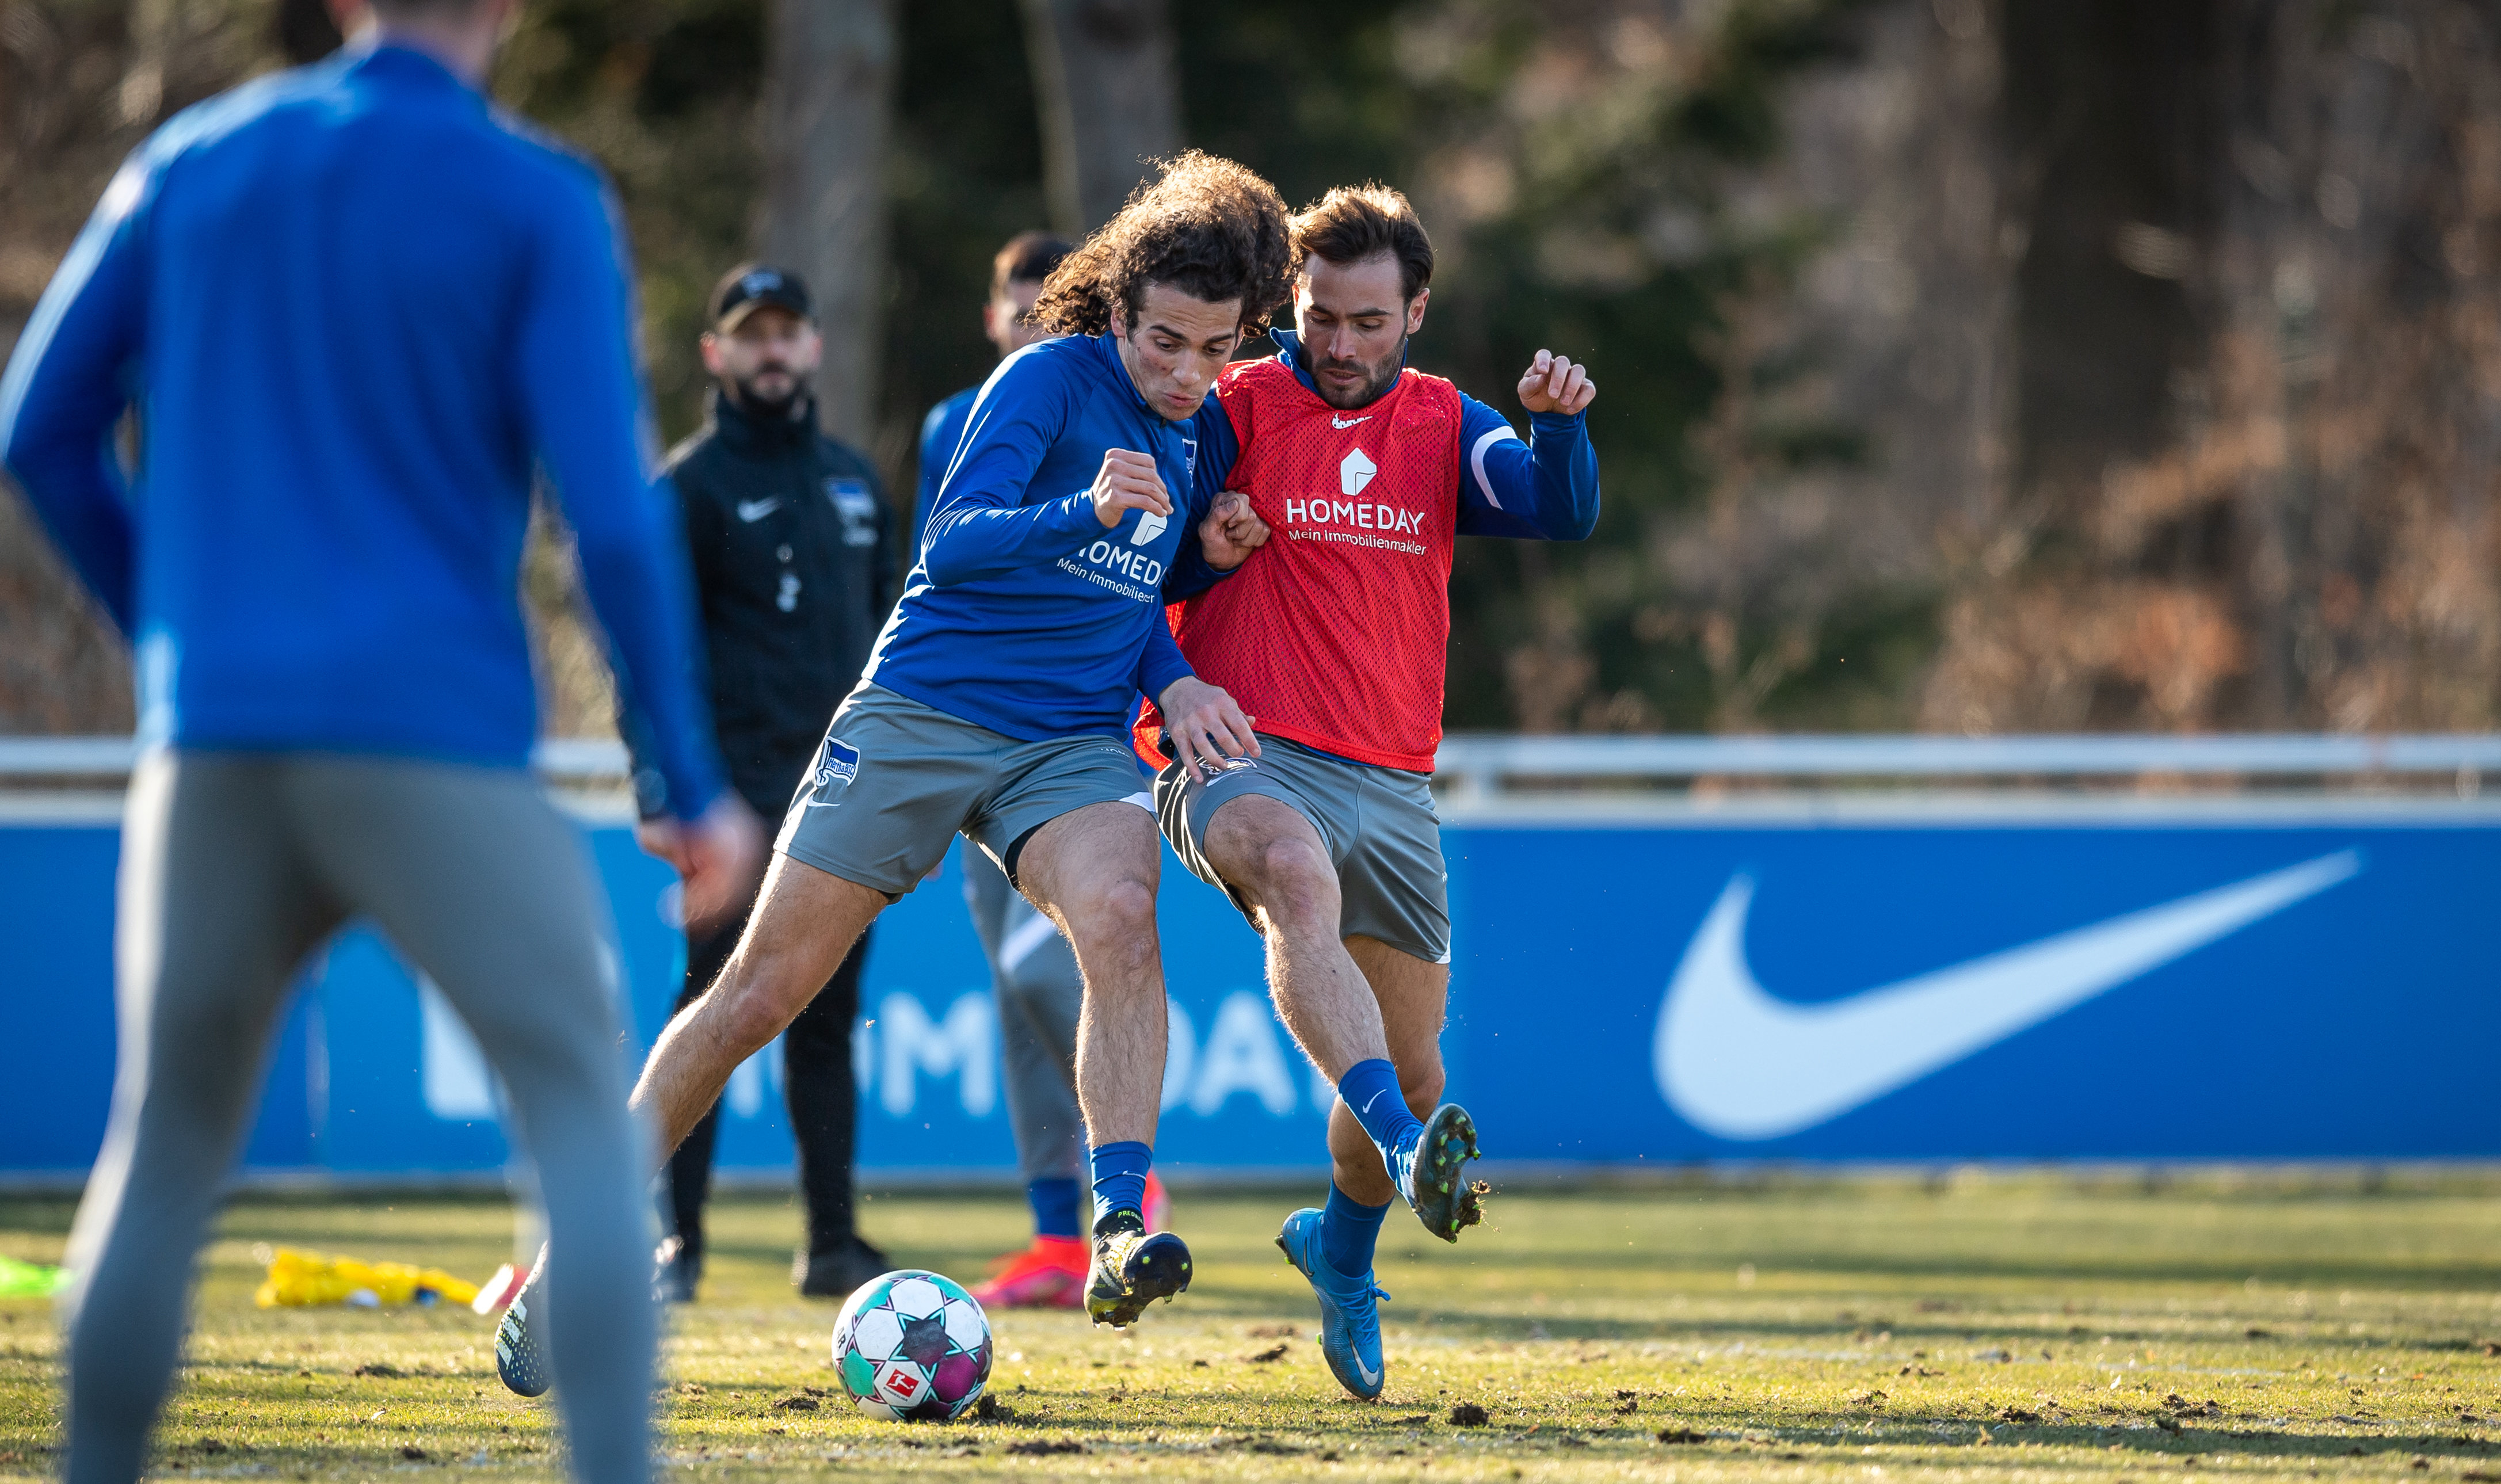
1157;674;1260;782
1091;448;1172;528
1517;349;1596;415
1198;490;1269;570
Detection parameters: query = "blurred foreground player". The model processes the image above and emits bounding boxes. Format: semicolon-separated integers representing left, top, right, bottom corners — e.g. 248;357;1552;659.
0;1;758;1481
638;265;898;1304
1140;184;1600;1399
917;232;1168;1310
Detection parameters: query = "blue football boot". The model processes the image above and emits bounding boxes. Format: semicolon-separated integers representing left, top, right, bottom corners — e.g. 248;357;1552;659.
1389;1102;1487;1243
1276;1208;1389;1400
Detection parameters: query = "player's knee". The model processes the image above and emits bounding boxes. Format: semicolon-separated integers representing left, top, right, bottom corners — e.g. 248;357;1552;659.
1249;836;1337;932
1062;875;1156;953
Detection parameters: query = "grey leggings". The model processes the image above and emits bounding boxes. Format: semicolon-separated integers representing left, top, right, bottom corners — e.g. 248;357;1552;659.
959;845;1085;1186
62;753;654;1484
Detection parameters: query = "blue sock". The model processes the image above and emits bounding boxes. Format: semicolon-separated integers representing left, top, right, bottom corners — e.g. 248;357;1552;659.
1086;1140;1153;1231
1336;1058;1424;1173
1320;1181;1390;1277
1028;1177;1082;1241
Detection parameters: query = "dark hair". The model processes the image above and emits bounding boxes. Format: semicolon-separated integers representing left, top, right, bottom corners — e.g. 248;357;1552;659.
1293;184;1435;303
1033;151;1293;337
992;232;1073;298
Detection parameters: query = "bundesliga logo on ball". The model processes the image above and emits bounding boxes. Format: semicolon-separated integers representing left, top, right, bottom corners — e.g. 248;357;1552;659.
831;1269;993;1421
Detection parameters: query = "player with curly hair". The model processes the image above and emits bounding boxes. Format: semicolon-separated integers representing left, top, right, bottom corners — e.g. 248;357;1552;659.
491;152;1293;1392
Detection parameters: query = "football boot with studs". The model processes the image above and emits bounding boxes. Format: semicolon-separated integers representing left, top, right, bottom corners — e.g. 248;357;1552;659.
1084;1209;1191;1327
1276;1207;1389;1401
493;1243;552;1398
1390;1102;1488;1243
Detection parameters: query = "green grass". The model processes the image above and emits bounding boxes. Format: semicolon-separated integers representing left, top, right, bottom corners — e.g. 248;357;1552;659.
2;1170;2498;1481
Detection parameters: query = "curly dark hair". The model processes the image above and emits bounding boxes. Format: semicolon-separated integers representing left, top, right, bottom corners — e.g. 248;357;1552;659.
1032;151;1293;338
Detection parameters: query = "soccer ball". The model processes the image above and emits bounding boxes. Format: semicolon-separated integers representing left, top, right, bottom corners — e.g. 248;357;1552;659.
830;1269;993;1421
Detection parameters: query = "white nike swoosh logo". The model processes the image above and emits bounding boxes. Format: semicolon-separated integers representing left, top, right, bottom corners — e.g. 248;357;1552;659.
736;498;783;522
1653;850;2362;1140
1331;415;1371;429
1358;1089;1389;1116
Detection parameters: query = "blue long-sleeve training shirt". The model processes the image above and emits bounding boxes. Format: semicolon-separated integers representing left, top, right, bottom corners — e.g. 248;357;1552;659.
0;44;725;816
867;334;1234;741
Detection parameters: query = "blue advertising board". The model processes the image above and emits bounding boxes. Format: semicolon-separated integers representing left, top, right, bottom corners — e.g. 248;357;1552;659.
0;796;2493;1180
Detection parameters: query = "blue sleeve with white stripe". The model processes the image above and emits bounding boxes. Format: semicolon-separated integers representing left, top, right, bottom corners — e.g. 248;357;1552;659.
0;152;154;635
920;349;1105;585
1453;394;1599;541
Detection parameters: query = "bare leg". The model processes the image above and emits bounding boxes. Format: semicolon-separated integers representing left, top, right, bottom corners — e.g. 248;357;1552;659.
1200;795;1385;1078
1015;801;1165;1148
628;852;886;1168
1327;938;1449;1205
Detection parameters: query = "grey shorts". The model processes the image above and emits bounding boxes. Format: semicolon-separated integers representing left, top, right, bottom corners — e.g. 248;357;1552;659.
774;683;1151;896
1154;735;1451;964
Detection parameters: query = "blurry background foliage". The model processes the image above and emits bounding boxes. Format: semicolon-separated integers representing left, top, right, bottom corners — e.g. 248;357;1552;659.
2;0;2496;741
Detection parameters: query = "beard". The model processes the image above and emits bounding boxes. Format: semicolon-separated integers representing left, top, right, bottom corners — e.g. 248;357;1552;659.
1309;341;1403;410
731;364;803;414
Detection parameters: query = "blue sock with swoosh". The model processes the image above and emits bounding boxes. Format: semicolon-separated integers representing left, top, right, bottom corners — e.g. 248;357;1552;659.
1320;1181;1390;1279
1336;1058;1424;1182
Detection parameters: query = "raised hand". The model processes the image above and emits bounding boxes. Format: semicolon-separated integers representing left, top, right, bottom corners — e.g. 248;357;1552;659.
1090;448;1172;528
1517;349;1596;415
1197;490;1271;571
1157;674;1260;782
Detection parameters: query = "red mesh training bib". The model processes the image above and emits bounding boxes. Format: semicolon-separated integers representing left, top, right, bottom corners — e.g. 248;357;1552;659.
1146;356;1462;772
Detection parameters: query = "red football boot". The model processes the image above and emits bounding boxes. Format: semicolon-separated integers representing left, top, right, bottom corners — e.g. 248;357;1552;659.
970;1235;1088;1310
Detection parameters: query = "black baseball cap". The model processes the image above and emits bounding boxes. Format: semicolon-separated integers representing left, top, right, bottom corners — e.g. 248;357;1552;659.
710;264;812;330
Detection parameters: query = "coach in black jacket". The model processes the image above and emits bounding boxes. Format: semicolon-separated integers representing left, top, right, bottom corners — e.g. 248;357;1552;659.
632;264;898;1303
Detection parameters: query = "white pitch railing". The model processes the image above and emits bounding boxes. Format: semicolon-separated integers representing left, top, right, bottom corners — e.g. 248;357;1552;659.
2;733;2496;799
1428;732;2501;802
0;735;635;781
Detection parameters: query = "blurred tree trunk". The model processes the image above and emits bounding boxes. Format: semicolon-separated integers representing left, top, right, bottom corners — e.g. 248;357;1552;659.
761;0;897;447
0;1;294;735
1016;0;1180;232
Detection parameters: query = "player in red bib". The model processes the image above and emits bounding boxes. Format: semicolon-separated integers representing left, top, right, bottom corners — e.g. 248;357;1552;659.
1141;184;1598;1401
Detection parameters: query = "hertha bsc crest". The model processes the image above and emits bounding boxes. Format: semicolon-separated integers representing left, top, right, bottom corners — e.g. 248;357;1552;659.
812;737;861;792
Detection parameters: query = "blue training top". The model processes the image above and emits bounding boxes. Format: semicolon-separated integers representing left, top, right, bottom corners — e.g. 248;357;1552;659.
0;44;724;817
868;333;1234;741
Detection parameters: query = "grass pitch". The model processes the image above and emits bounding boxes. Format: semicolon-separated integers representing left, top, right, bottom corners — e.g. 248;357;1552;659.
0;1169;2496;1482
